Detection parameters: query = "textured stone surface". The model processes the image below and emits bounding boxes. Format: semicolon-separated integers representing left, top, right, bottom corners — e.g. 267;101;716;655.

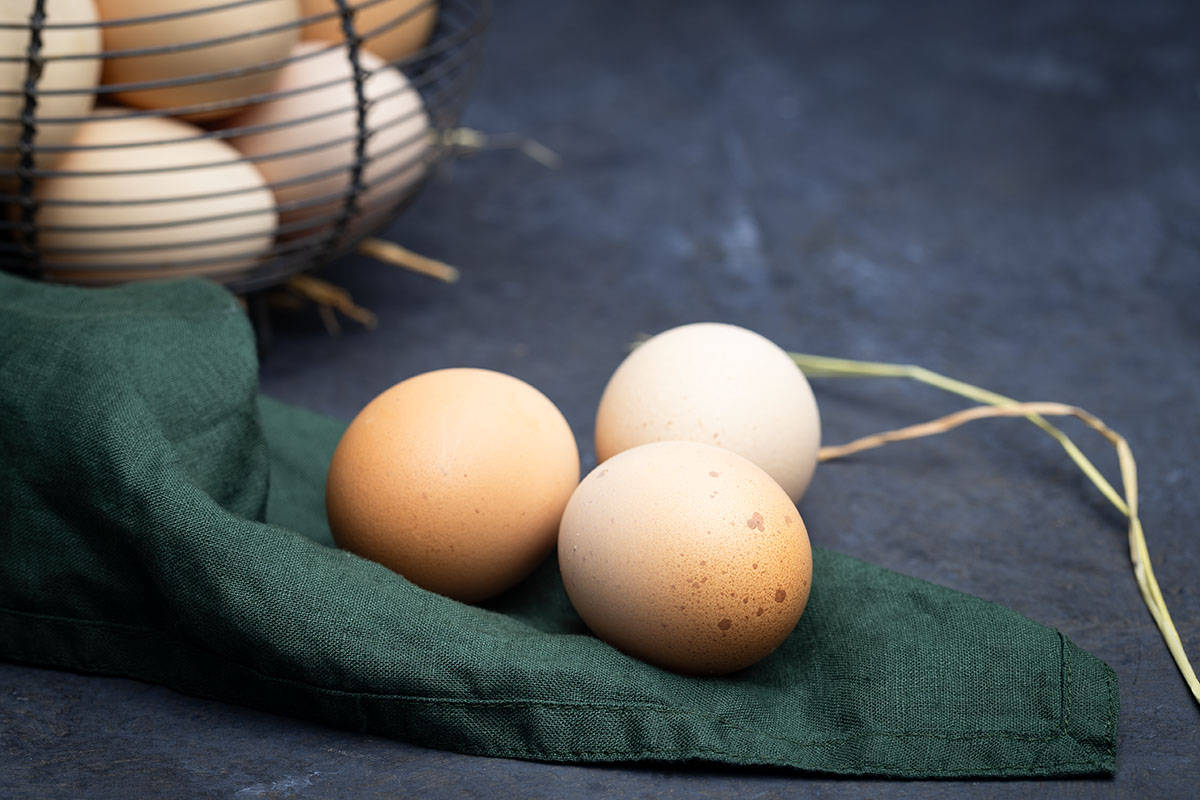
3;0;1199;796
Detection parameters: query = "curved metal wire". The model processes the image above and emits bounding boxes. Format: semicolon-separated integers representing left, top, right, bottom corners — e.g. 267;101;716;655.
0;1;297;31
0;69;464;211
1;0;489;285
0;0;435;55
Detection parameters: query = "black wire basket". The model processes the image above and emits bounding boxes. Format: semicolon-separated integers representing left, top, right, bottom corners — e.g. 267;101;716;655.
0;0;489;292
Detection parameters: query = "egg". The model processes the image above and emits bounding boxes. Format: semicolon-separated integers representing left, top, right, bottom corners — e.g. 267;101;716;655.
35;110;277;281
222;41;430;242
325;368;580;603
1;0;100;174
594;322;821;502
559;441;812;675
298;0;437;63
95;0;300;120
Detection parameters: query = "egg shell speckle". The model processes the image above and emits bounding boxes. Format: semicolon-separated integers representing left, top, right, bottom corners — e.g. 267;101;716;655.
326;368;580;603
594;322;821;502
558;441;812;675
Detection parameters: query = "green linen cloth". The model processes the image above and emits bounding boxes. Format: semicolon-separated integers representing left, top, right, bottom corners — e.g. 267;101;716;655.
0;272;1117;777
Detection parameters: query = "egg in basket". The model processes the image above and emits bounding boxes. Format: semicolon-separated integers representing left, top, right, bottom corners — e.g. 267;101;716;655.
0;0;488;290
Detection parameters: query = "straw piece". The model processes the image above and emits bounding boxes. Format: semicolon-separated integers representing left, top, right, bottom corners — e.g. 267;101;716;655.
794;353;1200;707
794;355;1127;513
284;273;378;331
358;237;460;283
444;127;563;169
317;303;341;337
517;139;565;170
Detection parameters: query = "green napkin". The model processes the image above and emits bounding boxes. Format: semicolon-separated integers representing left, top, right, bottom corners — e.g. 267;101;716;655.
0;272;1117;777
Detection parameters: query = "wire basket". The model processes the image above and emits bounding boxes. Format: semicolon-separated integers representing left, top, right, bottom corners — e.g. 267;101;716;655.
0;0;489;292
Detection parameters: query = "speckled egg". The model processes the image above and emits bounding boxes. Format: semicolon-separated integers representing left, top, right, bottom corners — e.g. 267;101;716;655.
594;322;821;502
325;368;580;603
558;441;812;675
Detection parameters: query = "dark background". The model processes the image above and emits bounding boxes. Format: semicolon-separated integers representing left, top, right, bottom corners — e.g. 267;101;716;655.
4;0;1199;796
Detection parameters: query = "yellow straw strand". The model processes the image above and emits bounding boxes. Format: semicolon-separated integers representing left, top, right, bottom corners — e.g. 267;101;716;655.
284;274;378;331
819;401;1078;459
793;353;1199;707
358;238;460;284
443;127;563;169
793;354;1128;514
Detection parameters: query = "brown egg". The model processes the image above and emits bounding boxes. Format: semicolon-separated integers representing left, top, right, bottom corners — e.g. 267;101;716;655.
0;0;100;175
595;322;821;502
34;110;277;281
558;441;812;675
326;368;580;603
96;0;300;120
222;41;430;242
298;0;437;63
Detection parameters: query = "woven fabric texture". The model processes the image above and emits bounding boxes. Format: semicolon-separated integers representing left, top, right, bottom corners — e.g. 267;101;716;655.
0;273;1117;777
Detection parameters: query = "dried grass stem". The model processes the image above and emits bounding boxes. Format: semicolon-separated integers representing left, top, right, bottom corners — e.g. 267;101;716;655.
793;353;1199;707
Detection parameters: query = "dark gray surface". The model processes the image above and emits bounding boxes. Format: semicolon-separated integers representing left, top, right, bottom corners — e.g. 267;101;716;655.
3;0;1199;797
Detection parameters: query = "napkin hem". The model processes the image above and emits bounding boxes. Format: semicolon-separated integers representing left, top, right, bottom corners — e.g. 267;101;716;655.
0;604;1118;778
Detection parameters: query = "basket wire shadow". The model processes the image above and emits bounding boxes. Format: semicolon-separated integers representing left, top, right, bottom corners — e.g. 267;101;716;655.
0;0;489;292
